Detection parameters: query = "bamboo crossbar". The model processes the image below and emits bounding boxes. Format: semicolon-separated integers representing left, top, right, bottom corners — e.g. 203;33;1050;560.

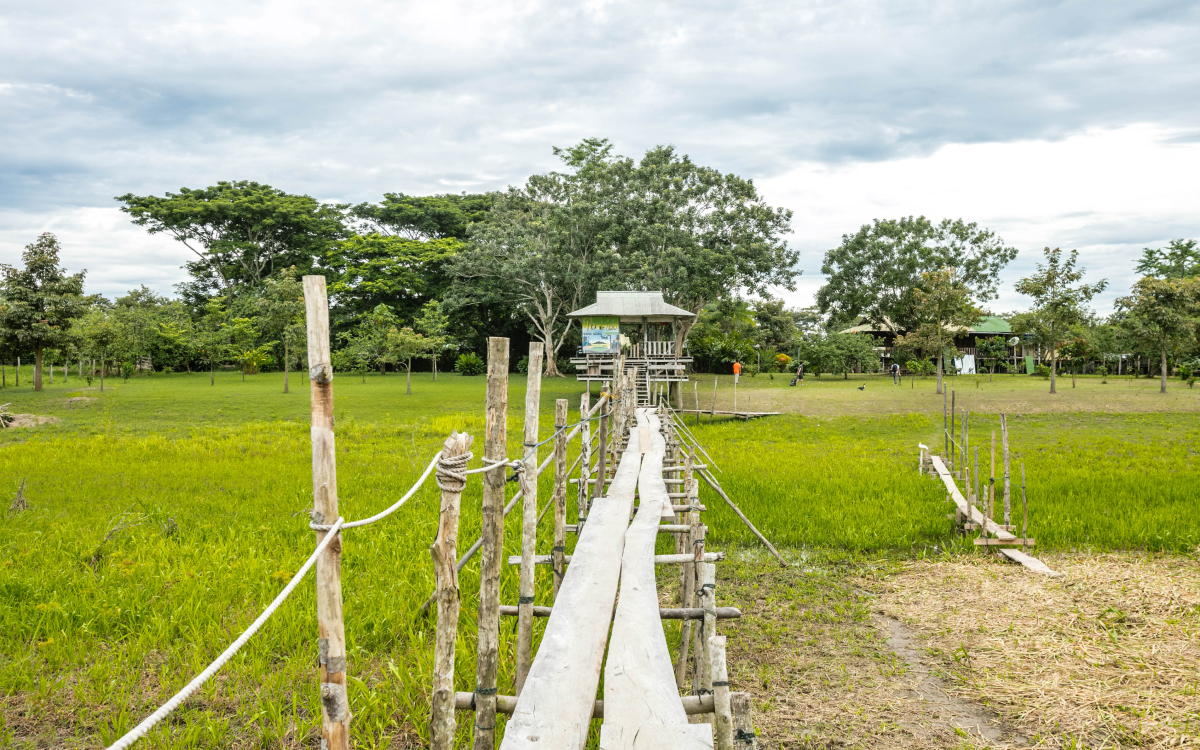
453;691;746;718
506;552;725;565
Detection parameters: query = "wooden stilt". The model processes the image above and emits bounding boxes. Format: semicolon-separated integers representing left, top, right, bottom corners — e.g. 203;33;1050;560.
551;398;569;601
1021;462;1028;549
579;391;591;523
474;336;509;750
990;431;997;524
302;275;350;750
593;384;609;508
1000;414;1011;527
515;342;544;695
731;691;757;749
430;431;474;750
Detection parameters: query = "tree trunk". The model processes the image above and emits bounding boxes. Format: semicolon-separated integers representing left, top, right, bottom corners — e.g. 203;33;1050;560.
283;343;290;394
543;352;560;377
210;360;215;386
100;354;105;391
34;348;44;391
936;351;944;395
432;354;438;382
16;357;19;387
1049;348;1057;394
1156;343;1166;391
406;361;412;395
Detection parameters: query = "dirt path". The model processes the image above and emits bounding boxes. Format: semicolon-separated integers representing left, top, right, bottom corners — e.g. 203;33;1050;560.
711;550;1199;749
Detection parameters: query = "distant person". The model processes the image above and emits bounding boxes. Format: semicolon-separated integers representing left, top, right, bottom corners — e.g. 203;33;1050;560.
732;360;741;384
790;361;804;386
890;362;900;385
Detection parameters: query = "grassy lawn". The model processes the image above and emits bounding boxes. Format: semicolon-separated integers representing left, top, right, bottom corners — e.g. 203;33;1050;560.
0;368;1197;747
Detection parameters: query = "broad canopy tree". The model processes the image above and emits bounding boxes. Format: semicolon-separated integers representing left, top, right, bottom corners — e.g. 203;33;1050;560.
909;267;983;395
817;216;1016;334
1115;276;1200;393
1014;247;1107;394
117;181;347;295
1135;239;1200;279
351;192;494;241
0;233;87;391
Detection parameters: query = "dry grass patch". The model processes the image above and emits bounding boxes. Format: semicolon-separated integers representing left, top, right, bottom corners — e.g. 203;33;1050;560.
875;552;1200;748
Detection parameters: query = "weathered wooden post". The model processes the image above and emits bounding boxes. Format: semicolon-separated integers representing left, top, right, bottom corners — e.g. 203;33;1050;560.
302;275;350;750
990;431;997;524
694;380;700;426
515;342;543;694
578;391;591;524
710;376;718;423
693;562;716;705
731;691;757;748
430;431;474;750
474;336;509;750
1021;462;1028;547
710;635;735;750
1000;414;1011;526
676;451;700;687
593;384;609;508
551;398;569;601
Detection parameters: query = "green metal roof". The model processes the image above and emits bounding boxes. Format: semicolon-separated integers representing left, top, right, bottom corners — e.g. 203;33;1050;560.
840;315;1011;335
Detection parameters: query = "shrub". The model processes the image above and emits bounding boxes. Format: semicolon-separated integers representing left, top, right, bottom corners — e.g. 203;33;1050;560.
455;353;485;376
516;355;529;374
774;352;792;372
1035;364;1051;378
1096;365;1108;383
556;357;576;375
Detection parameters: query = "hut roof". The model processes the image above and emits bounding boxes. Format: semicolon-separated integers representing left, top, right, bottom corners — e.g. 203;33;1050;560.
841;315;1012;335
567;291;696;322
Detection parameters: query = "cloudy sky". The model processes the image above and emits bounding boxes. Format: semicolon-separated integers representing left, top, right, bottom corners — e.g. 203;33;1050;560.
2;0;1198;314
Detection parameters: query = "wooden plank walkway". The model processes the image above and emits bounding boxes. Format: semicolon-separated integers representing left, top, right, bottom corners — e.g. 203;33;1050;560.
500;423;646;749
601;409;713;749
929;455;1063;578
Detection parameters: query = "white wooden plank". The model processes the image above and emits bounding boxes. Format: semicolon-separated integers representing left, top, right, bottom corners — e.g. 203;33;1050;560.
599;725;714;749
929;455;1063;578
500;425;646;750
604;409;707;742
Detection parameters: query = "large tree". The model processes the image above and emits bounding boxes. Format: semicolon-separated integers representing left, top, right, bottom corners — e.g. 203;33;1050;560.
817;217;1017;333
911;267;983;394
1014;247;1107;394
324;233;462;328
351;192;495;240
1135;239;1199;279
0;233;87;391
617;144;798;350
1115;276;1200;393
117;181;347;294
256;268;307;393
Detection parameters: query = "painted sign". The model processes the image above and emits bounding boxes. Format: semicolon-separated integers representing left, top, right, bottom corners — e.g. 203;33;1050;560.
581;316;620;354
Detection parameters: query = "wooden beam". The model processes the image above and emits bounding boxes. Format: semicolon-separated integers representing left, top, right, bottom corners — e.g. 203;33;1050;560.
455;691;747;718
498;605;743;620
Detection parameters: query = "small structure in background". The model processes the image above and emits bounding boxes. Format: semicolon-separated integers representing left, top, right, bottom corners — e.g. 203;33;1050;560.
841;315;1012;374
568;291;694;405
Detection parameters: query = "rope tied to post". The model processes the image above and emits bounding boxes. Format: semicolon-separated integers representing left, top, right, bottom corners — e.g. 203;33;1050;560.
435;450;471;494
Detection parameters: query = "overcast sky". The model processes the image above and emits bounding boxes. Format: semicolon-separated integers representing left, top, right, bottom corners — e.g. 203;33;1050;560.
2;0;1198;315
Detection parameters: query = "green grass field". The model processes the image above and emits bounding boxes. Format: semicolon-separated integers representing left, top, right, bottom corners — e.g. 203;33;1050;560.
1;368;1197;747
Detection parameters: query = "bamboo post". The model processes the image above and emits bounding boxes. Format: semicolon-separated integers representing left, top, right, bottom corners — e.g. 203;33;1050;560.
592;384;609;508
694;380;700;426
474;336;509;750
676;460;700;687
731;691;757;749
551;398;569;601
949;392;956;475
515;342;544;695
973;446;980;517
710;376;718;423
1001;414;1011;526
302;276;350;750
578;391;591;523
711;635;735;750
1021;462;1028;548
990;431;997;525
693;562;716;705
430;431;473;750
943;388;948;463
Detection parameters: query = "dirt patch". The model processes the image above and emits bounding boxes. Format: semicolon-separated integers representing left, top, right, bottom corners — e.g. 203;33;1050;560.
875;553;1200;748
65;397;97;405
4;414;61;429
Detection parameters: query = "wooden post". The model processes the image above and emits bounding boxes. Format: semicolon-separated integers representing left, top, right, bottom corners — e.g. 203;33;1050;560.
731;691;757;749
943;388;948;463
990;431;997;524
693;561;716;706
430;431;473;750
1000;414;1011;527
578;391;591;523
551;398;569;601
593;385;609;508
711;635;735;750
1021;462;1028;548
302;275;350;750
710;376;718;423
515;343;544;695
949;392;955;475
694;380;700;426
973;446;980;516
474;336;509;750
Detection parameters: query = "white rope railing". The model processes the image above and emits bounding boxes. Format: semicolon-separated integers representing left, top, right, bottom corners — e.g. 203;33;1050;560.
106;517;346;750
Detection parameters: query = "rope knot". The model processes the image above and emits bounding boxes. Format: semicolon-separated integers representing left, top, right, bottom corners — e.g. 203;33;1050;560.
436;450;472;494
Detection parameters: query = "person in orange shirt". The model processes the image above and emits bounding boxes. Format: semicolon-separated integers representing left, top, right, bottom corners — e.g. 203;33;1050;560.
732;360;741;384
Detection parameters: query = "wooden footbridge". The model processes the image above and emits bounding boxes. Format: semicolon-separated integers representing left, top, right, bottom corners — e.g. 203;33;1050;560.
105;281;775;750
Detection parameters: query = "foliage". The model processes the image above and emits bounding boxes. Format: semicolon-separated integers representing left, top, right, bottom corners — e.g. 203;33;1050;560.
910;267;983;391
454;352;485;376
325;233;462;327
1114;275;1200;393
794;332;881;378
0;233;88;390
117;181;347;294
1014;247;1108;393
414;300;452;378
1135;238;1200;279
817;216;1016;332
774;352;792;372
905;358;935;376
974;336;1009;373
384;327;437;394
1035;363;1051;378
256;268;306;388
350;192;494;240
